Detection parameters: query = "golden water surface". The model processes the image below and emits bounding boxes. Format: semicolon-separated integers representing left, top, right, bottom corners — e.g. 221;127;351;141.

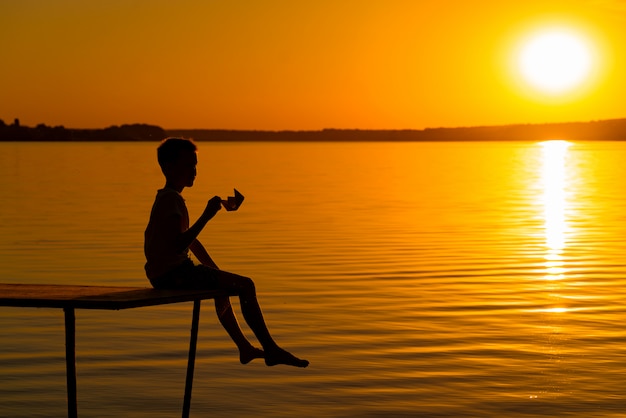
1;141;626;417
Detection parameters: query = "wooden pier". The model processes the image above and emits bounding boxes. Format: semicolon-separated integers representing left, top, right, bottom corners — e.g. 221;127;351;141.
0;283;228;418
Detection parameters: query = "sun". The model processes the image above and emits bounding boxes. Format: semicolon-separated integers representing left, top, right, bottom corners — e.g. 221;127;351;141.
517;28;593;95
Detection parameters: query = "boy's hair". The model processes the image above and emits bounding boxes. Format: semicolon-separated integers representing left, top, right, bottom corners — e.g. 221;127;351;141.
157;137;197;170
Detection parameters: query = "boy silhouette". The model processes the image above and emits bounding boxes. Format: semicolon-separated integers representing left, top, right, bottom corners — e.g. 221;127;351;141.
144;137;308;368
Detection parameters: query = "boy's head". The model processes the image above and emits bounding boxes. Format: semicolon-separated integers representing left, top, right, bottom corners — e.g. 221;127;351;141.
157;137;198;187
157;137;197;169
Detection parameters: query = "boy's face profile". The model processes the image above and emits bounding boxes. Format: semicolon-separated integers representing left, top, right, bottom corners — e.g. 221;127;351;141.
165;149;198;189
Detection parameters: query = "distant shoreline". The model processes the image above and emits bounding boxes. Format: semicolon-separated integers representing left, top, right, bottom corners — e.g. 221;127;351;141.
1;118;626;142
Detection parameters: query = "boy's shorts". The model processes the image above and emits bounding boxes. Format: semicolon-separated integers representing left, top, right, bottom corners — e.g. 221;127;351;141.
149;259;220;290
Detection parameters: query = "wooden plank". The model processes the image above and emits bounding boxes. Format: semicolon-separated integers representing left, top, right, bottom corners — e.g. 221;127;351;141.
0;283;227;310
0;283;220;418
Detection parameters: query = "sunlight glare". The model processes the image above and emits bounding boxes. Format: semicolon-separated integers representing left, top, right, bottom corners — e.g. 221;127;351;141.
543;307;569;314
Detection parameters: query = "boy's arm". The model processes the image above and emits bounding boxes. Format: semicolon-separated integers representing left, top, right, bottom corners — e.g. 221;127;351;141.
190;239;219;269
176;196;222;253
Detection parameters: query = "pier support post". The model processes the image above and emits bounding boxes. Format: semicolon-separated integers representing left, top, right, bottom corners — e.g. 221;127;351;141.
64;307;78;418
182;300;201;418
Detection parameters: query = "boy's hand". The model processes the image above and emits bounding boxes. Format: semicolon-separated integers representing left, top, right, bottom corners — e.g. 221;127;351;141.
204;196;223;217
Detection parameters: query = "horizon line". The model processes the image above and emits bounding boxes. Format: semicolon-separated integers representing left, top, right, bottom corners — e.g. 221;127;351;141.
165;117;626;132
4;116;626;132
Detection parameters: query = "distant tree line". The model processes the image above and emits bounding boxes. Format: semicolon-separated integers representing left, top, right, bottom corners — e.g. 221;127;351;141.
2;117;626;142
168;119;626;142
0;118;166;141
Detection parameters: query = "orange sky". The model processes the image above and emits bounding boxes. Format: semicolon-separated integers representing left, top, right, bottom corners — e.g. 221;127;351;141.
1;0;624;130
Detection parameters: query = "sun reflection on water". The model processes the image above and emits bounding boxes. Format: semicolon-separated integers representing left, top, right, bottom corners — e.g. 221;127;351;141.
539;140;573;312
540;140;572;257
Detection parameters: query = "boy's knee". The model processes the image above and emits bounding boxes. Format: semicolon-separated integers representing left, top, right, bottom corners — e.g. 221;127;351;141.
242;276;255;291
235;275;255;293
219;272;256;294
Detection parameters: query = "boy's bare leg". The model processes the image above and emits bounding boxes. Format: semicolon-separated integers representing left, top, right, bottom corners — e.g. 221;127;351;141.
214;296;264;364
216;271;309;368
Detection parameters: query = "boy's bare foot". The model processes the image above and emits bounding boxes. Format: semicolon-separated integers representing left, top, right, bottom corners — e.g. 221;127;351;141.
240;346;264;365
265;348;309;368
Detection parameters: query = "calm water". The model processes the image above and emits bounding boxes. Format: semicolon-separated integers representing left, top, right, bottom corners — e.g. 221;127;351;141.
1;140;626;417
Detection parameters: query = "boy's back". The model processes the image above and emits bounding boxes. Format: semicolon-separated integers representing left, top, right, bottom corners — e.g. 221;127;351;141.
144;187;190;280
